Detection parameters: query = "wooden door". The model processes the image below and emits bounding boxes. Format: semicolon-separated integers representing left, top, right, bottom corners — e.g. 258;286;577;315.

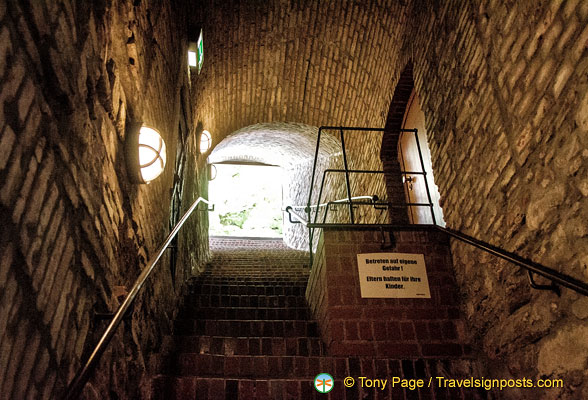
398;91;445;225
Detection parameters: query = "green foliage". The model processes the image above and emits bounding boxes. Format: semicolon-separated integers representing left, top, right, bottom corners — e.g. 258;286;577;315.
219;209;251;228
209;164;284;237
270;216;283;234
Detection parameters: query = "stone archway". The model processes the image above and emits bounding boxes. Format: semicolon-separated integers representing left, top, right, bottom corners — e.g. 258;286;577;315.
208;122;340;249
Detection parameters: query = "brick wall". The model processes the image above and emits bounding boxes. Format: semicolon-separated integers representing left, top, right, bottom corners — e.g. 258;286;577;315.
306;227;471;359
0;1;207;399
190;1;588;394
190;0;409;143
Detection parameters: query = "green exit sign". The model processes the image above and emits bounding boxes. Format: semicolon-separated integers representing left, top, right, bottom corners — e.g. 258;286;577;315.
196;29;203;73
188;29;204;74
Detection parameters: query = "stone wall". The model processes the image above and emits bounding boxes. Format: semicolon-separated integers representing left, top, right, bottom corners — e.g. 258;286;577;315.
403;1;588;398
0;1;207;399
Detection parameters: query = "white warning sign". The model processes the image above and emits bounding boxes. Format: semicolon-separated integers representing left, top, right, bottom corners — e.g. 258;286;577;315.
357;253;431;298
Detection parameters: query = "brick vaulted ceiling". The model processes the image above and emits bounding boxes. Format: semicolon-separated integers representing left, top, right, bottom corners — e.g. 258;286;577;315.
188;0;410;151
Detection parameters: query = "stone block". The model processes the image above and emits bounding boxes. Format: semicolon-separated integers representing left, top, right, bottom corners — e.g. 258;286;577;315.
12;156;38;225
12;330;40;400
50;269;73;349
0;50;26;120
0;125;16;171
0;26;11;82
538;324;588;376
36;227;68;313
0;236;14;286
3;319;28;398
33;199;65;290
0;271;17;342
0;144;23;207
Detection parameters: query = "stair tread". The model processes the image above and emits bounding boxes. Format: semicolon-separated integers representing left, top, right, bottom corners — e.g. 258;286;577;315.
176;318;318;322
166;353;478;378
172;335;323;339
185;307;309;311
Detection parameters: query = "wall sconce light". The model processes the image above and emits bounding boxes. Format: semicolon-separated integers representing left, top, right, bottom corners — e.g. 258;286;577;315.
188;29;204;73
200;129;212;154
125;123;167;184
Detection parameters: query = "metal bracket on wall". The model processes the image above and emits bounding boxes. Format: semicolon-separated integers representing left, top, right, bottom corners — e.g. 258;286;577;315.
379;227;396;250
527;270;560;296
199;203;215;211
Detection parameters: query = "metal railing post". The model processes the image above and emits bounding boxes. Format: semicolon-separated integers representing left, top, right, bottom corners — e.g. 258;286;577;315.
339;129;355;224
412;129;436;225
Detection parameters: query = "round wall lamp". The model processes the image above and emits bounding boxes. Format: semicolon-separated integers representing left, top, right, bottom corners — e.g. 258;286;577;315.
200;130;212;154
125;123;167;184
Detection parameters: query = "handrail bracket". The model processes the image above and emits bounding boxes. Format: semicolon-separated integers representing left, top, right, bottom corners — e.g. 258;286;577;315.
527;270;560;296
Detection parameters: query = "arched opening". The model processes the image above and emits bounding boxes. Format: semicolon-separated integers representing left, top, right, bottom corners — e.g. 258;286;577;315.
208;162;283;237
207;122;340;249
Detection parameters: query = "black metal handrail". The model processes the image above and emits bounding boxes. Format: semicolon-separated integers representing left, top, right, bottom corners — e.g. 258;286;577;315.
436;226;588;296
64;197;213;399
284;208;588;297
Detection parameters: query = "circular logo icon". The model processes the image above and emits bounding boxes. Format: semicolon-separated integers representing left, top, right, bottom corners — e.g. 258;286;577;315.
314;373;334;393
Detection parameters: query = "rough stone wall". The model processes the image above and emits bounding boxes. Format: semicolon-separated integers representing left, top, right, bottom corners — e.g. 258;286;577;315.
0;1;206;399
404;1;588;398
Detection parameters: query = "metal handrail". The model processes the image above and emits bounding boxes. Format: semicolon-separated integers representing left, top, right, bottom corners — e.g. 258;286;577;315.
285;206;309;226
64;197;213;399
436;226;588;297
283;207;588;297
287;195;378;211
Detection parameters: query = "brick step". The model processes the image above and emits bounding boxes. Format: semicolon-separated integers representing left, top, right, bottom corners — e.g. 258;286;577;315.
172;335;325;356
206;262;308;266
202;266;308;273
191;275;308;286
186;294;308;308
189;284;307;296
189;277;308;288
174;319;320;337
149;376;317;400
204;263;309;268
169;354;476;379
198;275;309;280
149;375;476;400
192;275;309;282
179;307;310;320
205;260;308;265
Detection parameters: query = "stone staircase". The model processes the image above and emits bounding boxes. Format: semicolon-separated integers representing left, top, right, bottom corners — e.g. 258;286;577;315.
148;238;489;399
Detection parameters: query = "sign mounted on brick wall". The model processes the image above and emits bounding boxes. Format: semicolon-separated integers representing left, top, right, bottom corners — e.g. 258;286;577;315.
356;253;431;298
